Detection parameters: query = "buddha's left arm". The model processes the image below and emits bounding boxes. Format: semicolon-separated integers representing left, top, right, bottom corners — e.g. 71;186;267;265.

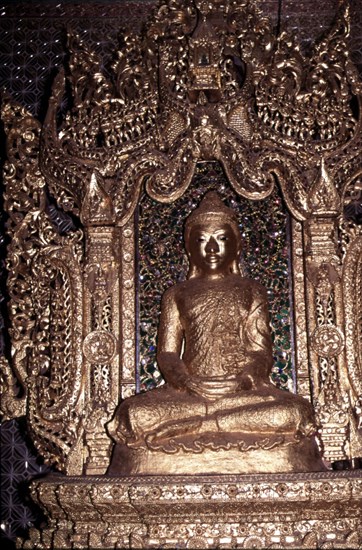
240;286;274;385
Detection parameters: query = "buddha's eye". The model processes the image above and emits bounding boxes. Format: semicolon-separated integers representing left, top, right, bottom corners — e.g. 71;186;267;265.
218;235;228;241
197;236;206;242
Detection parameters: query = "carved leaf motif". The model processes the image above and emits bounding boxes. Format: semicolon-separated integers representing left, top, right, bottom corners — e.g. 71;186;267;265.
66;31;112;107
308;159;340;215
2;93;85;470
0;356;26;419
302;531;318;548
26;244;85;472
129;533;146;549
255;2;359;155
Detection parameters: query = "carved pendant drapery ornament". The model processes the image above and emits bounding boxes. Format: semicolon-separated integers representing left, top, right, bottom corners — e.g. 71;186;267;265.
1;0;362;480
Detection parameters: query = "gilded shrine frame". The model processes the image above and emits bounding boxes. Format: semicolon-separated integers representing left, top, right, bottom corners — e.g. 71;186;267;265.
1;0;362;547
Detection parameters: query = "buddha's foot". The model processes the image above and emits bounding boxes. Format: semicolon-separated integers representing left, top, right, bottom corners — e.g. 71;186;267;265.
146;415;219;445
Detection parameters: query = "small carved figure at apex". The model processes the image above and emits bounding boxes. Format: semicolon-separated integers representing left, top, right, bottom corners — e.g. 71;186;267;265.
108;192;325;475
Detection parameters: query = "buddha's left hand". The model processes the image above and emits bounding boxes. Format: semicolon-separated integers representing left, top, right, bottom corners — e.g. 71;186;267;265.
236;365;270;391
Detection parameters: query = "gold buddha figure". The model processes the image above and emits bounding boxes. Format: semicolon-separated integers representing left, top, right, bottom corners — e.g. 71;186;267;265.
108;192;325;475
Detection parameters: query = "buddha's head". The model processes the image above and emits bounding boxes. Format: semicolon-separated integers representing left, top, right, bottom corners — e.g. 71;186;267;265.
184;191;242;279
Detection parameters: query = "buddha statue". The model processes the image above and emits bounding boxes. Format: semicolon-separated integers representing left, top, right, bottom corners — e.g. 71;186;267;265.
108;192;325;475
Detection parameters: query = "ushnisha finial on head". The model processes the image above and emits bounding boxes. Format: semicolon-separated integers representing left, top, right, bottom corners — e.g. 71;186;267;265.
185;191;240;238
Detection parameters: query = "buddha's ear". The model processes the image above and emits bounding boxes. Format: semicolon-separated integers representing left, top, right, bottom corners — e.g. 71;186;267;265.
184;230;191;256
187;264;200;279
231;260;242;276
235;240;243;262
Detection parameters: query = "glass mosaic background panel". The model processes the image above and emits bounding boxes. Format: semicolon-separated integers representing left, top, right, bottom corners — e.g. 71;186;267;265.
138;162;294;393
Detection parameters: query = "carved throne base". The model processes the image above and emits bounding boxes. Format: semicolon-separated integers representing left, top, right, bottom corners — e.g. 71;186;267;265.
23;471;362;549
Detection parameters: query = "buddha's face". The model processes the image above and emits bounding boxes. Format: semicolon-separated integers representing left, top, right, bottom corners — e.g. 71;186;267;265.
187;222;240;277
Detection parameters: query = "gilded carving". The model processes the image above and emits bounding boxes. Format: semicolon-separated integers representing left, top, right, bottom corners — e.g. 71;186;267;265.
303;158;361;462
1;0;362;547
307;160;341;216
23;473;362;549
310;325;345;358
82;330;117;364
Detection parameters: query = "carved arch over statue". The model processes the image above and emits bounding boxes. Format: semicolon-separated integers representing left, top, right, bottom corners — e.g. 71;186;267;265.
1;0;362;479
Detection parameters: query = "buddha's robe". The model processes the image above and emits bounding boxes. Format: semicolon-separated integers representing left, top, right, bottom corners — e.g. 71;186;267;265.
108;275;315;453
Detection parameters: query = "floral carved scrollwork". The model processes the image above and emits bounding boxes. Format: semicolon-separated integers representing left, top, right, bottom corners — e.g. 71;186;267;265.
1;98;85;473
254;2;360;155
35;0;360;230
27;246;84;472
306;160;362;461
27;474;362;549
340;215;362;458
1;98;47;419
81;224;120;474
306;256;350;462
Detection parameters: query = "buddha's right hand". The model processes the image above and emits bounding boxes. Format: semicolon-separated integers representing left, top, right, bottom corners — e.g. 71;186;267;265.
157;352;189;391
236;372;270;391
186;376;240;399
169;369;189;390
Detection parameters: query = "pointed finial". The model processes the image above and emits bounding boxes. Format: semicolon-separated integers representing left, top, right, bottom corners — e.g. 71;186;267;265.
308;158;340;215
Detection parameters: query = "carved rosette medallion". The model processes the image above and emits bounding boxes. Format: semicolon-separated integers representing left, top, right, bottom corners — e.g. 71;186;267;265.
310;325;345;358
83;330;117;364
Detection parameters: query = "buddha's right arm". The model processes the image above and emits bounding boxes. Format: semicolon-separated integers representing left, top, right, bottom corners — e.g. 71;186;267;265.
157;287;188;390
158;352;189;390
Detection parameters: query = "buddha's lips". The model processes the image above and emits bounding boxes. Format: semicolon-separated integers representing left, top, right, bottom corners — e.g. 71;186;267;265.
205;254;220;262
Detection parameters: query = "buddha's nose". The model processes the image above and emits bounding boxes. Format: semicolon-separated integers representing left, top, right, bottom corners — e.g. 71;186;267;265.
205;236;219;253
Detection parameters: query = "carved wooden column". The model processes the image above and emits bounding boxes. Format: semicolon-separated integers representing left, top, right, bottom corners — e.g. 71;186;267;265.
290;218;311;401
305;160;361;463
81;174;120;474
118;220;137;401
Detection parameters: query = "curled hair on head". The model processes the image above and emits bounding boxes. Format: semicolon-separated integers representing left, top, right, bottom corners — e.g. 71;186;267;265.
184;191;243;279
